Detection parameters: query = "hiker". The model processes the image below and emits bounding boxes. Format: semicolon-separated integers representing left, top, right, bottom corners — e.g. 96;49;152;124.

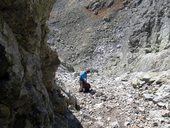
79;69;91;92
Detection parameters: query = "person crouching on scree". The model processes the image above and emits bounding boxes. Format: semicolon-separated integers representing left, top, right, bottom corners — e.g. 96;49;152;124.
79;69;91;92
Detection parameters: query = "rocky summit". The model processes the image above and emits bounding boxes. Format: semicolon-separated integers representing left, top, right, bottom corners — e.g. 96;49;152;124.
0;0;170;128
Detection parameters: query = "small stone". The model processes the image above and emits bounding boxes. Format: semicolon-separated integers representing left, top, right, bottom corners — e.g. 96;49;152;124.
163;124;170;128
155;78;166;84
94;103;104;109
103;17;111;22
57;38;61;42
95;92;104;97
157;102;166;108
106;0;114;8
131;78;140;88
107;117;111;121
140;74;151;82
161;110;170;117
123;0;129;6
138;107;145;112
127;98;133;104
110;121;120;128
97;120;104;126
124;121;130;126
116;44;122;49
94;10;98;15
167;102;170;110
145;48;152;53
153;122;158;127
143;93;154;101
93;2;101;9
97;116;102;120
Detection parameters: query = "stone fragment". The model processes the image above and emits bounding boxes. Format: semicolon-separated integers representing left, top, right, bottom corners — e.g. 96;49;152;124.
152;122;158;127
153;85;170;103
161;110;170;117
106;0;114;8
94;103;104;109
110;121;120;128
131;78;140;88
140;74;151;82
91;2;100;11
97;120;104;126
124;121;130;126
138;107;145;112
157;102;167;108
143;93;154;101
103;17;111;22
167;102;170;111
95;91;104;97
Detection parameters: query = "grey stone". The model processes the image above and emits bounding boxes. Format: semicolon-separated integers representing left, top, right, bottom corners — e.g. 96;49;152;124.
143;93;154;101
106;0;114;8
124;121;130;127
153;85;170;103
110;121;120;128
152;122;158;127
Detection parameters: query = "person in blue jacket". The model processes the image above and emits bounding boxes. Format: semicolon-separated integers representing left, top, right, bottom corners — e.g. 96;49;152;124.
79;69;91;92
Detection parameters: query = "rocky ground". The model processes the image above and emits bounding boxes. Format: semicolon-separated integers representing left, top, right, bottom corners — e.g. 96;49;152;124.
47;0;170;127
2;0;169;128
56;65;170;128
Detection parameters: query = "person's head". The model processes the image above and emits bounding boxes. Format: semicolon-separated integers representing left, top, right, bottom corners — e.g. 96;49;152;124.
86;69;90;74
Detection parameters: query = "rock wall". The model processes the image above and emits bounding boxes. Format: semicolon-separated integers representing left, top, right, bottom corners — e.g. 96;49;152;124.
47;1;170;128
48;0;170;76
0;1;81;128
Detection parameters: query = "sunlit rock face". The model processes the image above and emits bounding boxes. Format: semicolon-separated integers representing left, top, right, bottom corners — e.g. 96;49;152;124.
48;0;170;76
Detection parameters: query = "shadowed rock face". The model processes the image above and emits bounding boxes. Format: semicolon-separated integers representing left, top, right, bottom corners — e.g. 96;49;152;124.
0;44;9;80
0;1;82;128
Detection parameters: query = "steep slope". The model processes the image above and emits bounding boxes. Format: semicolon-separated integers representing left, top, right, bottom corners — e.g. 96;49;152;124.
0;1;81;128
48;0;170;76
48;0;170;128
56;68;170;128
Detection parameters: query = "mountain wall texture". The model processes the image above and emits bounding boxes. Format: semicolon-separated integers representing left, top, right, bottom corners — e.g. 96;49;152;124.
48;1;170;127
0;1;81;128
48;0;170;76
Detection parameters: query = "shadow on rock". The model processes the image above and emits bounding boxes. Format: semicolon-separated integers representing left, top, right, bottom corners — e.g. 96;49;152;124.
84;89;96;95
54;109;83;128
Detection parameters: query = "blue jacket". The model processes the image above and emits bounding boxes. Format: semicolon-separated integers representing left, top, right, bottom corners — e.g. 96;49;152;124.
80;71;87;81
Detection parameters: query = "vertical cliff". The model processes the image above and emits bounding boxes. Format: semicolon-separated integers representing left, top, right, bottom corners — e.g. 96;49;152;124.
0;1;81;128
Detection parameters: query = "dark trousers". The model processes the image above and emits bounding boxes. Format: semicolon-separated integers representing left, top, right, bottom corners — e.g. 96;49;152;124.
79;80;91;92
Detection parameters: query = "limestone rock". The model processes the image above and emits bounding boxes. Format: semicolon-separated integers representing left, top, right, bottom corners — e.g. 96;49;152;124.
143;94;154;101
110;121;120;128
153;85;170;103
